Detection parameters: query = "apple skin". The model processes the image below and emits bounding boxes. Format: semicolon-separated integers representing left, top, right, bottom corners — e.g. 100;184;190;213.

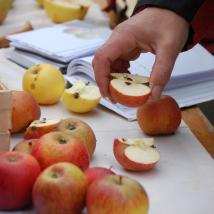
137;95;181;135
11;90;41;134
85;167;116;186
22;64;65;105
24;119;60;139
31;131;90;170
33;162;87;214
109;83;151;107
12;139;38;154
113;139;158;171
0;152;41;210
86;175;149;214
57;118;96;158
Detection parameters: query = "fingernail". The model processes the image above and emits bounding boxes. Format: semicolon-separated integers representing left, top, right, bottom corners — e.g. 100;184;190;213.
151;85;164;100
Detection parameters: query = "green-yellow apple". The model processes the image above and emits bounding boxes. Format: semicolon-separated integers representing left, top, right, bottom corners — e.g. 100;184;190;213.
109;73;150;107
85;166;116;186
11;90;41;134
62;80;101;113
0;0;10;24
24;118;60;139
44;0;90;23
12;139;38;154
86;175;149;214
22;64;65;105
113;138;160;171
137;95;181;135
31;131;90;170
0;151;41;210
33;162;87;214
57;118;96;158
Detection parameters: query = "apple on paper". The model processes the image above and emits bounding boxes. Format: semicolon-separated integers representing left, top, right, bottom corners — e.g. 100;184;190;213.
113;138;160;171
22;64;65;105
85;166;116;186
24;118;60;139
0;0;10;24
137;95;181;135
31;131;90;170
12;139;38;154
57;118;96;158
0;152;41;210
33;162;87;214
86;175;149;214
109;73;151;107
62;80;101;113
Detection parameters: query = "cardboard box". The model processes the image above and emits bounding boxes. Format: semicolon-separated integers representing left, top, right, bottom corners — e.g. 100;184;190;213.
0;131;10;151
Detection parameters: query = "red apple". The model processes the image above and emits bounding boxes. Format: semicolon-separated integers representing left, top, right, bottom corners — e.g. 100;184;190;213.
12;139;38;154
113;138;160;171
0;152;41;210
137;95;181;135
86;175;149;214
57;118;96;158
85;166;116;186
31;131;90;170
11;90;41;134
24;118;60;139
109;73;151;107
33;162;87;214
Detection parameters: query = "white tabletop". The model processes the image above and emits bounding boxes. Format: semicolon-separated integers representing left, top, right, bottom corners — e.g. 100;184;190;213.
1;1;214;214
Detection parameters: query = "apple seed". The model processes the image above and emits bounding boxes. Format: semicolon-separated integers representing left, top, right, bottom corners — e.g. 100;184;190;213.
125;82;131;86
73;92;79;99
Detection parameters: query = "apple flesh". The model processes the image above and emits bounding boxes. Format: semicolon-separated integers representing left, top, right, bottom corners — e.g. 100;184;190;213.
11;90;41;134
85;166;116;186
22;64;65;105
113;138;160;171
109;73;151;107
24;118;60;139
62;80;101;113
0;152;41;210
57;118;96;158
31;131;90;170
137;95;181;135
86;175;149;214
33;162;87;214
12;139;38;154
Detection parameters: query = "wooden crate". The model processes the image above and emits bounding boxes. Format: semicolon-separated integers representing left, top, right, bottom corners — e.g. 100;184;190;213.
0;81;12;151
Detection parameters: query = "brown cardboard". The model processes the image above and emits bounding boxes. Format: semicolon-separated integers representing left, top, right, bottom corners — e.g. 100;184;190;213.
0;131;10;151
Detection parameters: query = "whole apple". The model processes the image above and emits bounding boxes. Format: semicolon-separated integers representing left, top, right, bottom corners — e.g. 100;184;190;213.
137;95;181;135
31;131;90;170
0;152;41;210
22;64;65;105
33;162;87;214
12;139;38;154
11;90;41;134
85;166;115;186
86;175;149;214
57;118;96;158
0;0;10;24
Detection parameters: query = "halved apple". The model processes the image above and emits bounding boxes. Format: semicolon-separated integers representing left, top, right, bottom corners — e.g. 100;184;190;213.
12;139;38;154
24;118;60;139
113;137;160;171
109;73;151;107
62;80;101;113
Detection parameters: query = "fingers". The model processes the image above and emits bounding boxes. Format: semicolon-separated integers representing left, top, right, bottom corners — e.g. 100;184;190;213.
149;45;178;100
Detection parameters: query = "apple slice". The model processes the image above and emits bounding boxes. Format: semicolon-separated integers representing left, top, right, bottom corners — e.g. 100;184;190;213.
109;73;151;107
62;80;101;113
24;118;60;139
113;138;160;171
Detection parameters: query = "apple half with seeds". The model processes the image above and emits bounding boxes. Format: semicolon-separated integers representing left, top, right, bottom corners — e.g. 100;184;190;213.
24;118;60;139
109;73;151;107
113;138;160;171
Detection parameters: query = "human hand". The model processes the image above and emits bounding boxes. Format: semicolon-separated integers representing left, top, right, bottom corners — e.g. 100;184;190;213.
92;7;189;101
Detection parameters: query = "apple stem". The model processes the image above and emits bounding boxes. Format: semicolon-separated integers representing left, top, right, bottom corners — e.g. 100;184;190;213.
67;124;76;130
118;175;122;185
59;138;67;144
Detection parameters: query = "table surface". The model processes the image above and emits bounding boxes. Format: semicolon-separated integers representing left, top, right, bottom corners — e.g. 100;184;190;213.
1;1;214;214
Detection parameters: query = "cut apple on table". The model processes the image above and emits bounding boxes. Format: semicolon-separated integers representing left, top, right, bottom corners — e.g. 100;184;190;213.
12;139;38;154
24;118;60;139
113;138;160;171
62;80;101;113
109;73;151;107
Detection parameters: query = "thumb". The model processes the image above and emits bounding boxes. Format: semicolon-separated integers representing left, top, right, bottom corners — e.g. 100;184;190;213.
149;47;178;100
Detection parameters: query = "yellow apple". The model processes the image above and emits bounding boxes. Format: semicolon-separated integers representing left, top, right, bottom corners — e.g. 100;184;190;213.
0;0;11;24
62;80;101;113
22;64;65;105
36;0;44;7
43;0;90;23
